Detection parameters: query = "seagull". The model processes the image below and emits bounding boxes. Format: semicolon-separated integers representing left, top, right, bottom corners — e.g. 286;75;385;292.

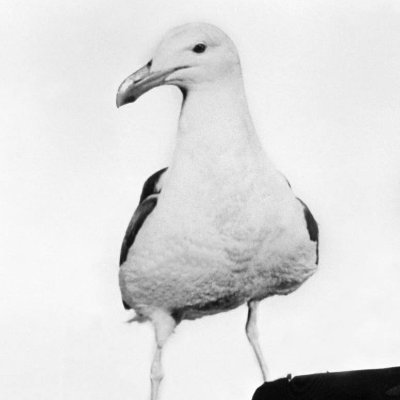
116;23;319;400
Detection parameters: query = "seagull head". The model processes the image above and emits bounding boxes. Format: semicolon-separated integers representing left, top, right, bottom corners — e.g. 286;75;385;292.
116;23;241;107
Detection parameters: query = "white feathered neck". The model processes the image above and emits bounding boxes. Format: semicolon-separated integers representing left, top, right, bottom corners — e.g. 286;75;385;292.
170;74;273;181
155;72;282;225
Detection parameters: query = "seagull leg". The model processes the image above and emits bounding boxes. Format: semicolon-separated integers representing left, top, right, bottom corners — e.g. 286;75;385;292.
246;300;268;382
150;310;176;400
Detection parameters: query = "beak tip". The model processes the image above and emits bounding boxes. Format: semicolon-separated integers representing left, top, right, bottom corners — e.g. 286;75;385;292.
116;61;153;108
116;94;136;108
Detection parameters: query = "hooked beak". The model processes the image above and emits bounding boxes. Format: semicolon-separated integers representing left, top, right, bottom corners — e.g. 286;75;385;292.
116;61;189;107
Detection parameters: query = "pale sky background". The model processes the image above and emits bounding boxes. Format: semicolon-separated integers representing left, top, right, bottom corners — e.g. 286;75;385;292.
1;0;400;399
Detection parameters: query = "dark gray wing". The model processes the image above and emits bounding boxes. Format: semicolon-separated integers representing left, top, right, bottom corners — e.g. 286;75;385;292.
139;167;167;204
297;198;319;264
281;174;319;264
119;168;167;309
119;196;158;266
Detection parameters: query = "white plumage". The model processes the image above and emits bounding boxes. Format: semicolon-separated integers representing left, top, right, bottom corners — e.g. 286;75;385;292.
116;23;318;400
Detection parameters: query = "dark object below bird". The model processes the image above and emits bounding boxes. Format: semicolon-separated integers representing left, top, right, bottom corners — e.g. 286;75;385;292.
252;367;400;400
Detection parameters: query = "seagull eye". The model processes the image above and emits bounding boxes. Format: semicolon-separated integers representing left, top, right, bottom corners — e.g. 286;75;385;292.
192;43;207;53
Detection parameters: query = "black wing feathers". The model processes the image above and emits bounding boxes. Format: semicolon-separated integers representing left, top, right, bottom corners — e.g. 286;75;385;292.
297;198;319;264
139;167;167;204
283;176;318;263
120;167;167;266
119;168;167;310
120;196;157;310
119;196;158;265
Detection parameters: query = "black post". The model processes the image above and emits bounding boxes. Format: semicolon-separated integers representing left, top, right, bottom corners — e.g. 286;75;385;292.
252;367;400;400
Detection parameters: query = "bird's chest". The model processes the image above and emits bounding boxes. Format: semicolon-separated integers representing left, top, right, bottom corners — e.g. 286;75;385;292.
132;175;291;272
121;172;316;315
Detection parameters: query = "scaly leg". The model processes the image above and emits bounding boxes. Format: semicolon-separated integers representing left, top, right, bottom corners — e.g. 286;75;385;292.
246;300;268;382
150;310;177;400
